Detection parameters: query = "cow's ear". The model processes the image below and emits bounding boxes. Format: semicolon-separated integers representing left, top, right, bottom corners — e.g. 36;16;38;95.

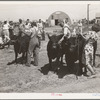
47;32;51;40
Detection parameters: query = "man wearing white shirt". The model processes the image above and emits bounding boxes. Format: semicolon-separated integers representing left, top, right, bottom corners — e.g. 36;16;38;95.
37;19;44;40
25;19;31;30
24;19;31;36
37;19;43;29
59;18;71;43
3;21;10;38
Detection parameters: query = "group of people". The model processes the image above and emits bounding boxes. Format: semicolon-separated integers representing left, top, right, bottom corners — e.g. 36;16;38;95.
0;20;13;48
59;18;99;78
18;18;45;67
0;19;45;67
0;19;45;48
0;17;99;78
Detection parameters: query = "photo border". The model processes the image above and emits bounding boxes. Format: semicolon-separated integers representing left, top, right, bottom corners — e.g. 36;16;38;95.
0;0;100;99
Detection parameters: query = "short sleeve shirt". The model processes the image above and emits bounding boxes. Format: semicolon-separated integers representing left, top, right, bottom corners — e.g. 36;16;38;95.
78;23;82;27
63;23;70;35
37;22;43;29
3;23;9;30
30;27;36;38
83;31;98;43
25;23;31;30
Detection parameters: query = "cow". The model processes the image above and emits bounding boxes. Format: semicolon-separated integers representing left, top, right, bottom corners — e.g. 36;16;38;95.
64;35;85;75
47;33;63;71
10;24;30;64
62;33;97;75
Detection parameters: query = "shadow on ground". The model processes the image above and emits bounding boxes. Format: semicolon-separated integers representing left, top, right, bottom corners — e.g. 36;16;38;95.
39;61;80;79
7;57;26;65
7;56;35;66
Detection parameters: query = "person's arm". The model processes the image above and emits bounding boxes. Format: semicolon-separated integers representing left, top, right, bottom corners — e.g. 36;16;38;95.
8;24;10;28
25;29;31;33
37;23;39;29
5;35;10;43
30;28;36;38
64;24;71;32
80;31;89;41
41;22;44;29
59;26;71;43
92;32;98;41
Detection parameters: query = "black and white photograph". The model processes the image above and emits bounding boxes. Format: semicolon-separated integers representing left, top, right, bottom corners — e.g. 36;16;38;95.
0;1;100;97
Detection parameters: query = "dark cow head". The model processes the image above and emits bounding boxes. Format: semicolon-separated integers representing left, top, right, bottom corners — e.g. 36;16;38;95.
48;34;59;49
13;24;20;36
47;33;63;49
10;36;18;45
92;24;100;33
9;24;21;45
68;37;78;53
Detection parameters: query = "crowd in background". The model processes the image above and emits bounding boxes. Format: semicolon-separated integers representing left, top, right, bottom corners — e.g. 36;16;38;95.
0;18;45;49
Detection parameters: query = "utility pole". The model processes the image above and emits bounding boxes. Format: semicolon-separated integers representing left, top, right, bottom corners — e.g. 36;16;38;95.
87;4;90;28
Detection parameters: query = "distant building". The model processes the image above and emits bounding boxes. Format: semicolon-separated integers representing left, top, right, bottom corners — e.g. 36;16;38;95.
95;13;100;23
48;11;71;26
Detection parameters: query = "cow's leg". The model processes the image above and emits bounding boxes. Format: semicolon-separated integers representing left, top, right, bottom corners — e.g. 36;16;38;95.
7;41;10;48
21;52;25;64
15;52;18;64
93;52;95;67
69;61;74;74
81;62;88;76
61;52;64;64
65;53;74;73
78;59;84;76
53;57;60;72
49;57;52;71
14;44;18;64
93;41;97;67
76;50;83;76
24;52;27;63
83;66;88;76
93;48;96;67
65;55;70;72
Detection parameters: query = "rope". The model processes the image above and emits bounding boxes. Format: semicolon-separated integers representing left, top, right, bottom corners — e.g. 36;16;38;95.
75;33;80;80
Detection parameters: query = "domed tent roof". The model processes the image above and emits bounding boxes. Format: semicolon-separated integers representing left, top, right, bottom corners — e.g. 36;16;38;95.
48;11;71;26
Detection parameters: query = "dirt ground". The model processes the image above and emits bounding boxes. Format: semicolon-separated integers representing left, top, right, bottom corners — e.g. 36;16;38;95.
0;26;100;93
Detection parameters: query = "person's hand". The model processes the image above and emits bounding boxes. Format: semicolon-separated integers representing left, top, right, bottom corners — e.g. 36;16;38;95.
58;40;62;44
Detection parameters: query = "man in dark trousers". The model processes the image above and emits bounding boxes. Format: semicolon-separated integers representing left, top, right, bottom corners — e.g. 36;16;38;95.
26;22;39;67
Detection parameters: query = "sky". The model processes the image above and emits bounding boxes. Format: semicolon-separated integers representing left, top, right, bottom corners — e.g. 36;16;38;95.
0;1;100;22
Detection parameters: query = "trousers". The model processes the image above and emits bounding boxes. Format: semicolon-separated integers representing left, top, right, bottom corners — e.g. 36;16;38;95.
26;36;39;66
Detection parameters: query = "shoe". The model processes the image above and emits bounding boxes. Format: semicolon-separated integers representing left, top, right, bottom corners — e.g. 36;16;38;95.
87;74;97;79
34;64;38;66
83;73;89;77
33;61;38;66
25;63;30;67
